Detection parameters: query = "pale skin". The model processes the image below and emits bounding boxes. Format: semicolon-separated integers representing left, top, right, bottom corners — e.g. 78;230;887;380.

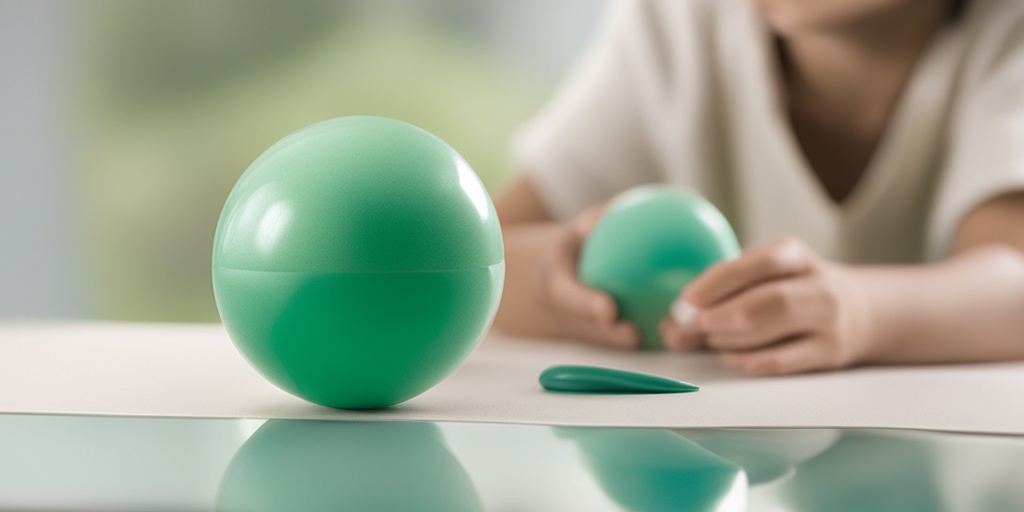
493;0;1024;375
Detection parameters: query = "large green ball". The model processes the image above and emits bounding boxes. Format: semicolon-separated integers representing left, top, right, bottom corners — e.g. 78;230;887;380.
212;116;504;409
579;186;739;349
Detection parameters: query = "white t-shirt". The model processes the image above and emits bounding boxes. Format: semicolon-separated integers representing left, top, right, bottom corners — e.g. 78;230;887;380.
514;0;1024;263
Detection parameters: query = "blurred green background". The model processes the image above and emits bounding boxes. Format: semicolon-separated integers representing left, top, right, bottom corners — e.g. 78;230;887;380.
0;0;606;321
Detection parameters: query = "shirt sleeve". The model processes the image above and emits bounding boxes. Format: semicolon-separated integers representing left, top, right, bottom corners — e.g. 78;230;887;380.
927;1;1024;259
511;0;666;222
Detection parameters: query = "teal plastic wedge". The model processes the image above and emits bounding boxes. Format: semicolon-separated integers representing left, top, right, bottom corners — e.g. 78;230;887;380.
539;365;699;394
212;116;504;409
579;186;740;349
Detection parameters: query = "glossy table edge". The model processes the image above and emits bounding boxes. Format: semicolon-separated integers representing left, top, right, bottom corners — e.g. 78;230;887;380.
2;413;1022;512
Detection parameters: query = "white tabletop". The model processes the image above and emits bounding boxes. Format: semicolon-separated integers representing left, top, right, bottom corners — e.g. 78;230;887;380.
1;322;1022;434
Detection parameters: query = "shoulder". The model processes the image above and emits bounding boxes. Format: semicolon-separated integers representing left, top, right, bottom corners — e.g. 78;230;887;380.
600;0;727;51
600;0;730;89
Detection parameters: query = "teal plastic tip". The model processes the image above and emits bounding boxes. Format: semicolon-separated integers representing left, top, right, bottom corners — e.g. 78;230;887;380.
539;365;699;394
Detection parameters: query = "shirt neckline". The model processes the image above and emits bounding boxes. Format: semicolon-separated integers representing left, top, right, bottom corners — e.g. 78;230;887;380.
749;17;962;220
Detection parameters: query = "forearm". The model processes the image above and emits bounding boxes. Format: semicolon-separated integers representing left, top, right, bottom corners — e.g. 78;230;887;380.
860;245;1024;364
493;223;564;337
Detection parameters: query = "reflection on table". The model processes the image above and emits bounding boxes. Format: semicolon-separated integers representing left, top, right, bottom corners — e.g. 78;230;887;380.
556;427;746;511
218;421;482;512
1;414;1023;511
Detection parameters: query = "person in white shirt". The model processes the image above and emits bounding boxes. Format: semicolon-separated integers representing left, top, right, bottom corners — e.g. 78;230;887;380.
494;0;1024;375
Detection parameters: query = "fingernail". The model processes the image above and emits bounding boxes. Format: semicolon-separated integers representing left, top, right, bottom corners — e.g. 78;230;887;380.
670;299;699;330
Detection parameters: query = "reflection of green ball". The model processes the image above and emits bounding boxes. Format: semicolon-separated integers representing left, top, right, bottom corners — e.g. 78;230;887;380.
558;427;746;511
579;186;739;349
212;116;504;409
217;421;482;512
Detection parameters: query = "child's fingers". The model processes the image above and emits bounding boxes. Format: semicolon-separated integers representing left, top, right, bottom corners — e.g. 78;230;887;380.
570;203;607;239
559;286;638;349
539;217;639;349
721;337;839;376
546;268;639;348
700;277;821;351
660;316;704;351
587;321;641;349
683;237;815;308
540;219;615;324
535;203;643;349
547;235;618;325
547;266;617;323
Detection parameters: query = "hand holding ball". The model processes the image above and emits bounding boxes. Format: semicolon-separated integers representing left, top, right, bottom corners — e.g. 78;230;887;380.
212;117;504;409
579;186;740;349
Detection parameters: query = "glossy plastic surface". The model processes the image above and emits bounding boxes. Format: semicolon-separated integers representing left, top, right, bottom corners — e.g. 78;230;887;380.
579;186;740;349
212;116;503;273
212;116;504;409
5;414;1024;511
559;428;745;511
218;421;481;512
539;365;699;394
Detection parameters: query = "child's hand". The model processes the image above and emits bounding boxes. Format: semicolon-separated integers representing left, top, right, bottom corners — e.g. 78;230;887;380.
663;237;874;375
536;205;641;349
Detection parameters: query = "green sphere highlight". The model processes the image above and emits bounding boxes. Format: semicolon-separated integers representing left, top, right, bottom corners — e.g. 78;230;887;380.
212;116;504;409
579;186;739;350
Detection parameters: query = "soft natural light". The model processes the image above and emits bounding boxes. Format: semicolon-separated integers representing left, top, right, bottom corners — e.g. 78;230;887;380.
456;158;490;221
255;200;292;256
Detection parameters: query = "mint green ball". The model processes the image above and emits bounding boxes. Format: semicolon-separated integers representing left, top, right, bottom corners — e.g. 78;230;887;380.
212;116;504;409
579;186;739;349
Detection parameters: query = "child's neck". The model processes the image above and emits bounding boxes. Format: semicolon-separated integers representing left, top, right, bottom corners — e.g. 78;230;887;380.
781;5;946;135
776;4;948;203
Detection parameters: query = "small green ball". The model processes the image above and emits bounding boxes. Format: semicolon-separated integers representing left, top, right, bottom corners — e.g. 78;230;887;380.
579;186;740;349
212;116;504;409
